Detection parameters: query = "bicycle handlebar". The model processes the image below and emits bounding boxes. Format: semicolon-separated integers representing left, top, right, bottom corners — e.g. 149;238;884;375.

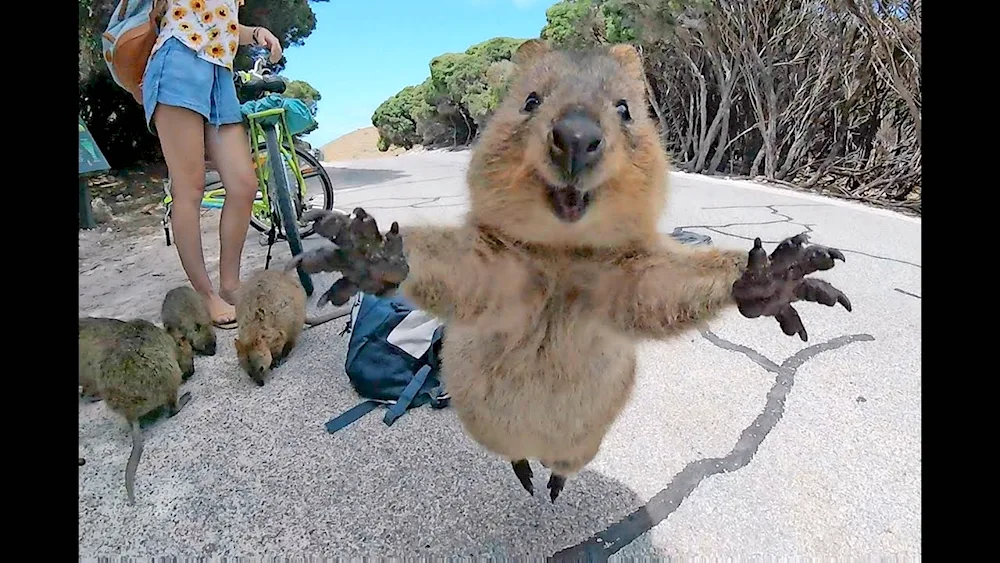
247;46;275;79
235;45;287;100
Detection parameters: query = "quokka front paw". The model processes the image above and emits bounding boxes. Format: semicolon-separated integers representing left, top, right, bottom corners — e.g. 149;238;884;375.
731;235;852;342
295;208;410;306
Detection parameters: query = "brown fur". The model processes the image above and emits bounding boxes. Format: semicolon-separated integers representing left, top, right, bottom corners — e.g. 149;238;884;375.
80;317;195;402
396;41;750;499
161;285;217;356
234;269;307;386
299;40;851;502
84;318;192;504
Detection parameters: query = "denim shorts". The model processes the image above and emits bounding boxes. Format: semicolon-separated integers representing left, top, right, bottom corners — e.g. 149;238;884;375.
142;36;243;134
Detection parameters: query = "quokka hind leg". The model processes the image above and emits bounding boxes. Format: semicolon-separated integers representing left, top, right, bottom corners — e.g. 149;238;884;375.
168;391;192;417
511;459;535;496
542;445;601;503
547;473;567;503
540;460;574;503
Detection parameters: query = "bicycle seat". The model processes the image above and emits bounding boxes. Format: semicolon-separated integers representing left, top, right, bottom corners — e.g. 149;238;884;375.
238;74;287;101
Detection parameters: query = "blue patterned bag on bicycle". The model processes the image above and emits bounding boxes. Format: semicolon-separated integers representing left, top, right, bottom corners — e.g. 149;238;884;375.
325;292;450;434
239;94;319;137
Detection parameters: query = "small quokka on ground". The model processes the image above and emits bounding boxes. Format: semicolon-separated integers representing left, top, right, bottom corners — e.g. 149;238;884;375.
79;317;193;505
293;40;854;502
234;268;308;386
233;264;359;386
80;317;195;403
161;285;217;356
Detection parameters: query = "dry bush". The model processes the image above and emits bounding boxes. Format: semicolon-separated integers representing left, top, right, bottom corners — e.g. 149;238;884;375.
619;0;920;212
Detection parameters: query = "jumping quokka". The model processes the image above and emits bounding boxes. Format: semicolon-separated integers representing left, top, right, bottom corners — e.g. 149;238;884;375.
234;268;308;386
161;285;217;356
82;318;193;505
294;40;854;502
80;317;195;403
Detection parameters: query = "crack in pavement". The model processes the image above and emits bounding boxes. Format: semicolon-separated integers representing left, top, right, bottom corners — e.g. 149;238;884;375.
549;329;875;562
340;194;467;210
343;200;918;269
893;288;921;299
702;204;832;209
338;174;464;191
414;197;467;208
344;194;466;207
677;205;815;238
676;205;921;269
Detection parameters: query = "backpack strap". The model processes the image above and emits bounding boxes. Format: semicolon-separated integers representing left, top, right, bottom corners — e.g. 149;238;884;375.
324;400;381;434
383;364;432;426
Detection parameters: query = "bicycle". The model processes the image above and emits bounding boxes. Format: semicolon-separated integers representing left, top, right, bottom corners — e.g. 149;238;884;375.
161;47;337;296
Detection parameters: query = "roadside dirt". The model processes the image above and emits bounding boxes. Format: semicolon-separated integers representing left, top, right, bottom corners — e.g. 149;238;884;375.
318;126;418;161
79;165;293;321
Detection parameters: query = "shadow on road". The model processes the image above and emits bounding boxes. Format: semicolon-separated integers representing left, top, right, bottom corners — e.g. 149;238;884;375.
290;421;666;559
324;167;409;190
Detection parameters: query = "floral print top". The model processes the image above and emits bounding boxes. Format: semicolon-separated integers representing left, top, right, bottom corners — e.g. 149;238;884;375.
151;0;244;70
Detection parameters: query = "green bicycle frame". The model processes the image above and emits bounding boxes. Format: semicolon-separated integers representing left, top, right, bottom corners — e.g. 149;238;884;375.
245;107;308;223
162;107;309;227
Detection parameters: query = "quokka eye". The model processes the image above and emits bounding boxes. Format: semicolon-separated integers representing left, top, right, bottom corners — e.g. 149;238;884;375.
615;99;631;122
523;91;542;113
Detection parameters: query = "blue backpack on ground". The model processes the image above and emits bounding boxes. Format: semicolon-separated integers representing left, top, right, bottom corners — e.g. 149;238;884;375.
325;292;450;434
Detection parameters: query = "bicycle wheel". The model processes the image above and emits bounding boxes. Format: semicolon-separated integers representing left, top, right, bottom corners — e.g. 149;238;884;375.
248;143;335;238
263;125;314;296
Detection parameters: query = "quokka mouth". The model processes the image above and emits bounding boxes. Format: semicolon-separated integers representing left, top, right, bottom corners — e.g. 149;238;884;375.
545;184;593;223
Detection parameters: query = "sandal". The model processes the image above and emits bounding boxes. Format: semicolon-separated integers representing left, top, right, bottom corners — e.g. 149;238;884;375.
213;319;238;330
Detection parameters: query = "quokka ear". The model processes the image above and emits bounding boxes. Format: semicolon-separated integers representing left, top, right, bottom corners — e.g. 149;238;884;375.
513;38;551;68
608;43;645;84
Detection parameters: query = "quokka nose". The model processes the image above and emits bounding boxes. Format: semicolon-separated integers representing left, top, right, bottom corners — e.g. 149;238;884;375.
550;111;604;178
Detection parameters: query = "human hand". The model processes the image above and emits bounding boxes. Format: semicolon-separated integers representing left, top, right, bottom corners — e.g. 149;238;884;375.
253;27;283;63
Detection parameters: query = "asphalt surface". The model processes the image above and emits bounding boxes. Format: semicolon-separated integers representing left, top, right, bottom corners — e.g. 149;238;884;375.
78;150;921;559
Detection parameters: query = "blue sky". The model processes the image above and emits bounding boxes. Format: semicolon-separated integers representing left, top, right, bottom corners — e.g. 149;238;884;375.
280;0;554;148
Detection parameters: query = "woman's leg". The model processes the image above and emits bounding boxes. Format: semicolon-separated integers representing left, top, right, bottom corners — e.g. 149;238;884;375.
205;123;258;305
154;105;237;324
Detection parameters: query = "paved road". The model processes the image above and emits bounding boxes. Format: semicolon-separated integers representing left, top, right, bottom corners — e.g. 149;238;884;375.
79;150;921;559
